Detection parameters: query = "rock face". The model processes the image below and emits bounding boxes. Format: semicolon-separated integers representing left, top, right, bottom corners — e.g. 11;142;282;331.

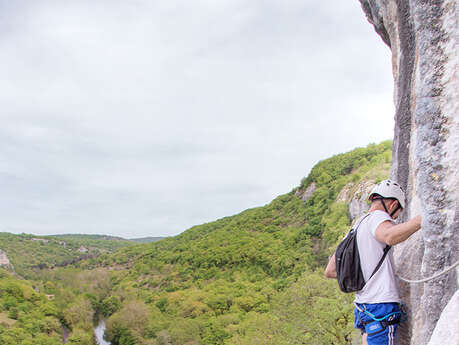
295;182;317;201
427;290;459;345
0;249;11;266
336;181;375;221
358;1;458;344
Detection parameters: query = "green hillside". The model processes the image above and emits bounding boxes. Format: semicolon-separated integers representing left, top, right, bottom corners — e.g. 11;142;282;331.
0;233;133;279
0;141;392;344
0;269;66;345
79;140;391;344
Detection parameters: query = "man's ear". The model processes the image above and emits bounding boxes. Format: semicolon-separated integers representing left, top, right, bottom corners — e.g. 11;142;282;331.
389;199;398;210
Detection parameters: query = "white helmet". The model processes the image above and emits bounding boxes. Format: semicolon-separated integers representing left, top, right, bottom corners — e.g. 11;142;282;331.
369;179;406;209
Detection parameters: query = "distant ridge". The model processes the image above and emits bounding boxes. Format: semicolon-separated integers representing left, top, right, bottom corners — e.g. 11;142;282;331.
129;236;165;243
49;234;166;243
0;232;134;277
48;234;129;241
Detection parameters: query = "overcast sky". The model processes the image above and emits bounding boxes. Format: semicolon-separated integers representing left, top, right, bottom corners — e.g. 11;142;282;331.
0;0;394;238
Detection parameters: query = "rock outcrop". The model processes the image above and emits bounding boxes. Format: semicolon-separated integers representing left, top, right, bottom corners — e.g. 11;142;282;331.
0;249;12;267
358;1;458;344
427;290;459;345
337;180;375;221
295;182;317;201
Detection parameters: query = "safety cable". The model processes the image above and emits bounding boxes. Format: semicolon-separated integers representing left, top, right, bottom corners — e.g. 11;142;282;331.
396;259;459;284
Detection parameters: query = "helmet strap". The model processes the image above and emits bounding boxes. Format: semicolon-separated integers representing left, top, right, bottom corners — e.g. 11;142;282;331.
390;203;402;217
381;198;401;217
372;195;400;217
380;199;389;214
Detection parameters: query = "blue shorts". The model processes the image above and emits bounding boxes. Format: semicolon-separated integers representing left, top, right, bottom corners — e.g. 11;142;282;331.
354;303;401;345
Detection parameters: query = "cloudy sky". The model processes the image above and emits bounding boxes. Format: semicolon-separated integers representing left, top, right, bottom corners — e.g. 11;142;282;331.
1;0;394;238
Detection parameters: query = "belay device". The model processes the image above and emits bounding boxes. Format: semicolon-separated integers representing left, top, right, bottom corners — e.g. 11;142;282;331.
335;213;391;293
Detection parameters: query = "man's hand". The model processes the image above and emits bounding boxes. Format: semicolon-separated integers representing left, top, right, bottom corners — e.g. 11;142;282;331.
324;253;337;278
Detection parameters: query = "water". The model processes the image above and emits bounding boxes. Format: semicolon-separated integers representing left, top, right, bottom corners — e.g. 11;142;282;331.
94;319;111;345
62;325;70;343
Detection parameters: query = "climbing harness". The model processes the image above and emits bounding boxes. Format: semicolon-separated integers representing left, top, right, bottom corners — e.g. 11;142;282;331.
354;303;405;336
396;259;459;284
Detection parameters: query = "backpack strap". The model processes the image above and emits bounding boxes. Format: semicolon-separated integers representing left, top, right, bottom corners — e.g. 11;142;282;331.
368;244;391;281
353;213;371;231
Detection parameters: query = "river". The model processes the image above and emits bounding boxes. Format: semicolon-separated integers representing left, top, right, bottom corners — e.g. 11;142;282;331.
94;319;111;345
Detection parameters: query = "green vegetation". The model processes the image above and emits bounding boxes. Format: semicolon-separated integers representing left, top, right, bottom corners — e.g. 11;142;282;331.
0;269;64;344
228;272;355;345
0;233;133;278
0;140;392;344
92;140;391;344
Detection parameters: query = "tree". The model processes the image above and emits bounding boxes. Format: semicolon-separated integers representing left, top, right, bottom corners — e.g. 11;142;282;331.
67;328;95;345
101;295;121;317
62;298;94;330
105;300;150;343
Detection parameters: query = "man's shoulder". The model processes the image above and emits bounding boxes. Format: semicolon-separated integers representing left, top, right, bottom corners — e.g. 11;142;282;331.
369;210;391;219
368;210;393;224
367;210;394;236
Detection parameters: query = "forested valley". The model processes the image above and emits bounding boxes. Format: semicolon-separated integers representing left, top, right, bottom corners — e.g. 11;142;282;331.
0;141;392;345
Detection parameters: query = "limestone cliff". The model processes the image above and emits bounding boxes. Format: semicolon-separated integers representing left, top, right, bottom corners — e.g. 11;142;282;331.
0;249;12;269
337;180;375;221
295;182;317;201
358;1;458;344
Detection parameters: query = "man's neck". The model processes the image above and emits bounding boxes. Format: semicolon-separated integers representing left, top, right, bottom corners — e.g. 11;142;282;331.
369;204;386;213
369;202;396;220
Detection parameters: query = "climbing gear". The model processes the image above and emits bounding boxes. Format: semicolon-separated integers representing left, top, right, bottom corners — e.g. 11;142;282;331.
354;303;401;345
364;318;399;337
335;214;391;293
369;180;406;209
355;303;402;336
397;259;459;284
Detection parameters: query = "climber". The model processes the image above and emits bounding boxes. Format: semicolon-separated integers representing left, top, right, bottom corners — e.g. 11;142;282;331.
324;179;422;345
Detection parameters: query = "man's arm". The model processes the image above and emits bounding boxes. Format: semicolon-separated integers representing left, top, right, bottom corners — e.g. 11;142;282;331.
375;215;422;246
324;253;337;278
